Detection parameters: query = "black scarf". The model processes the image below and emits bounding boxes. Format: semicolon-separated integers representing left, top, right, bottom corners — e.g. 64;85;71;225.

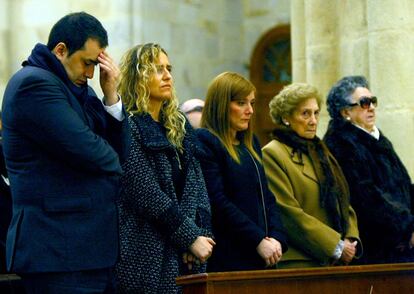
272;127;350;234
23;43;107;135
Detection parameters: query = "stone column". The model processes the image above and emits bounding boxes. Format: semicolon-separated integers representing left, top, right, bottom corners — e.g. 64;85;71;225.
298;0;338;134
367;0;414;176
291;0;306;83
337;0;369;76
304;0;338;97
0;0;11;99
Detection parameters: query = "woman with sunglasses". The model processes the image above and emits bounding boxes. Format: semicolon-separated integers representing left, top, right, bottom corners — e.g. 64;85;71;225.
324;75;414;264
262;83;361;268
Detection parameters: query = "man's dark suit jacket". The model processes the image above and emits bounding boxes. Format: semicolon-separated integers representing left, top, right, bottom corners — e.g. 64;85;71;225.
0;140;12;273
1;64;128;273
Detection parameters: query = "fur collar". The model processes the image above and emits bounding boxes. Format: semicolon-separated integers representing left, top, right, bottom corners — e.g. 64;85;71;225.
325;119;396;154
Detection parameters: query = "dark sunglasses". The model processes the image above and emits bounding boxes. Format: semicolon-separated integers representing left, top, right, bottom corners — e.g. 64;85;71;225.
348;96;378;109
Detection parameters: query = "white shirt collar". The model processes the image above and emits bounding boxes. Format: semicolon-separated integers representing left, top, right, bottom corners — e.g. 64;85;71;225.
352;123;380;140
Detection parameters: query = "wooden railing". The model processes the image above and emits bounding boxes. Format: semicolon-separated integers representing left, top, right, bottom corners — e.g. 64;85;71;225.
177;263;414;294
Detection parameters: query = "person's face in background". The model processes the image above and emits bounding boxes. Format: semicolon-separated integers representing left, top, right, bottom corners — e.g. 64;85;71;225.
285;98;319;139
54;38;104;87
181;99;205;128
229;91;255;136
148;52;173;102
186;111;203;129
342;87;376;132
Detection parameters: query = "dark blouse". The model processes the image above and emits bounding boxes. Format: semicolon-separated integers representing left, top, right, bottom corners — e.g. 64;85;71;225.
155;122;185;201
196;129;287;271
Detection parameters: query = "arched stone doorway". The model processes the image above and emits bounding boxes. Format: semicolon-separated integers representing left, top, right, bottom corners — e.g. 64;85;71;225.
250;25;292;146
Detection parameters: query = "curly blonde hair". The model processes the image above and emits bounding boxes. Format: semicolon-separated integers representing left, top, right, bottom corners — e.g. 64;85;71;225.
269;83;322;127
118;43;186;150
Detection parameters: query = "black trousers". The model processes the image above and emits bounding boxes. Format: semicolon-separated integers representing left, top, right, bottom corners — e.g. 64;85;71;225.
19;267;117;294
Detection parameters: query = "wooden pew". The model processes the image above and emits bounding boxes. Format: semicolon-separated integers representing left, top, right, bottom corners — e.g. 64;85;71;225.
177;263;414;294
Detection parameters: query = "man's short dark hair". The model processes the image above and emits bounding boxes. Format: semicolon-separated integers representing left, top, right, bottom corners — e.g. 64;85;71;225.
47;12;108;56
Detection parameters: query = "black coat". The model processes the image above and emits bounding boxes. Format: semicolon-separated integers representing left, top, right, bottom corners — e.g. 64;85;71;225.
324;120;414;264
2;48;128;273
196;129;287;271
0;140;11;273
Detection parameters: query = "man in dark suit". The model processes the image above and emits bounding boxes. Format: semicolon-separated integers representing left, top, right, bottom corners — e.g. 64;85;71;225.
1;12;128;293
0;114;12;274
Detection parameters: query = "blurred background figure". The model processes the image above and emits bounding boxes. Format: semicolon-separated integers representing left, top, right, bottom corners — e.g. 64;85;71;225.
180;98;205;129
324;75;414;264
263;83;361;268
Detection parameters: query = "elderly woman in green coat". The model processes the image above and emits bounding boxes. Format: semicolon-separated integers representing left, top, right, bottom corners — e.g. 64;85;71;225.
262;83;362;268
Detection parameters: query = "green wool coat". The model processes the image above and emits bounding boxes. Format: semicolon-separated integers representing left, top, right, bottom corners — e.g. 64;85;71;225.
262;139;361;267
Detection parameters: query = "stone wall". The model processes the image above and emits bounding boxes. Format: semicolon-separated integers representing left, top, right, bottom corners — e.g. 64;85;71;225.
0;0;289;104
0;0;11;100
244;0;291;76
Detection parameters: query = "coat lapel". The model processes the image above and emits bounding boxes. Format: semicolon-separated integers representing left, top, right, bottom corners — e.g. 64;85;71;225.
285;144;318;183
301;158;318;183
130;114;171;150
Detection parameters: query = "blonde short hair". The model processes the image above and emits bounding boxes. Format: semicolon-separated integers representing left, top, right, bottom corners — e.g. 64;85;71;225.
269;83;322;127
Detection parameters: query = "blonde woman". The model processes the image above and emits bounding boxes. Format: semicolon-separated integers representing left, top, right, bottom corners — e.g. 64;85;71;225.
115;43;215;293
196;72;287;271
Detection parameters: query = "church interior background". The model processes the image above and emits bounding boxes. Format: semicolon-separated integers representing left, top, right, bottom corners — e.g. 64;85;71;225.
1;0;413;177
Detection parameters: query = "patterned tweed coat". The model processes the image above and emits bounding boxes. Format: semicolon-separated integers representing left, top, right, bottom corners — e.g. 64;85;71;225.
116;114;212;293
